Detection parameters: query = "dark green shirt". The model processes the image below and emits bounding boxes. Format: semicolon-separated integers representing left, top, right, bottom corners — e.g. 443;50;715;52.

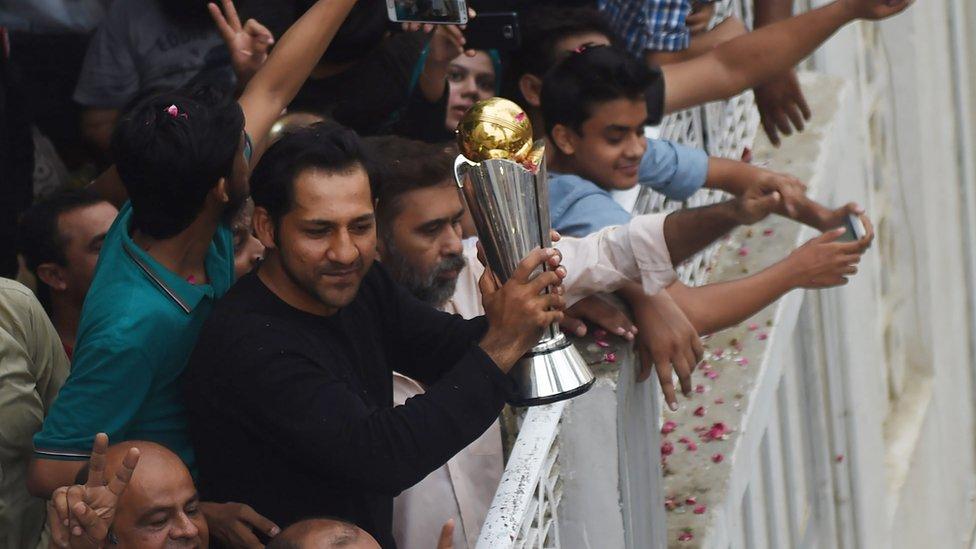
34;202;234;469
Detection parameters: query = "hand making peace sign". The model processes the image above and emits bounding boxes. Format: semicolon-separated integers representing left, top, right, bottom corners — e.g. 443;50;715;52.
47;434;140;549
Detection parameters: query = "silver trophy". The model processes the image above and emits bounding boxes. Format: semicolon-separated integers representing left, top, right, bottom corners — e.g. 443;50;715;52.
454;150;595;407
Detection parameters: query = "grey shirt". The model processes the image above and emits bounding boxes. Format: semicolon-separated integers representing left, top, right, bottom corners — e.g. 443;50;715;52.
73;0;232;109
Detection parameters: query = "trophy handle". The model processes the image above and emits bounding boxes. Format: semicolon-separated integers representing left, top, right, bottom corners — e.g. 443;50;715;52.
453;155;473;189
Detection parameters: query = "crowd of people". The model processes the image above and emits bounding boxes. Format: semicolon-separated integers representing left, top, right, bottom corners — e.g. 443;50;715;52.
1;0;912;547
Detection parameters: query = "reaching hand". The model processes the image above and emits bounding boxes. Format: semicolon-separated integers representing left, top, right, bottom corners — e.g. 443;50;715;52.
200;501;280;549
814;203;875;246
786;227;870;288
629;291;703;411
479;247;567;371
208;0;274;85
436;519;455;549
755;70;812;147
686;2;716;35
47;434;140;549
841;0;915;20
730;177;790;225
560;294;637;340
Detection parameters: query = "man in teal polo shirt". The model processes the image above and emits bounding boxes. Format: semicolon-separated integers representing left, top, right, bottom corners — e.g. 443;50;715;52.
31;200;235;468
28;0;362;544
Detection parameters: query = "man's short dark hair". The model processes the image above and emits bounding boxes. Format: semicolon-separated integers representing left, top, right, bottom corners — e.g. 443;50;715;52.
17;188;107;273
501;7;616;106
250;121;372;227
541;45;658;137
111;84;244;239
17;188;108;307
364;135;456;231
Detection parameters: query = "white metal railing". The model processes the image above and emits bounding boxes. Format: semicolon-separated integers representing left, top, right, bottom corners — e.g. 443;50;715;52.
476;2;762;547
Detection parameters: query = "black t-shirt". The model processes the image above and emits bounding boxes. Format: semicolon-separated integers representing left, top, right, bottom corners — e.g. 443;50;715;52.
183;265;512;548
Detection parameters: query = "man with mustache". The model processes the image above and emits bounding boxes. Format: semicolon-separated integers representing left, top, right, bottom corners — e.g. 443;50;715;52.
181;122;570;548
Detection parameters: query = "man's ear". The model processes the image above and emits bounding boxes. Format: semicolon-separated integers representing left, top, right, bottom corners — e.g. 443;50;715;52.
551;124;577;156
519;74;543;108
36;263;68;292
252;206;277;249
212;177;230;204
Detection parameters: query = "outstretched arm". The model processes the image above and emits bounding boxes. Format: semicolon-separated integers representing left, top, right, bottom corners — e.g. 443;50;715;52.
668;226;871;334
660;0;914;113
235;0;358;161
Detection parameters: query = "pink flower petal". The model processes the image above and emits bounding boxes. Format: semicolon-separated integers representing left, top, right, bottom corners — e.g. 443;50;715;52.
678;532;694;542
748;323;759;331
706;371;719;379
593;329;607;338
661;420;677;435
515;112;526;122
757;333;768;341
604;352;616;363
714;398;724;404
661;441;674;456
738;247;750;257
736;358;749;366
686;441;698;451
712;453;724;463
713;349;724;358
835;454;844;463
694;384;706;394
595;339;610;348
678;436;691;444
693;406;706;417
763;228;774;236
694;505;707;514
685;496;697;505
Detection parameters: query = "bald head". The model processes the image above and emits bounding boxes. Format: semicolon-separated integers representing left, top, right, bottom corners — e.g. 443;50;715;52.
268;518;380;549
106;441;209;548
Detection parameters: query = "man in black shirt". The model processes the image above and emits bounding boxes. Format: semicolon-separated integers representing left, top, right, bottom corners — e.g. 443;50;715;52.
183;122;567;547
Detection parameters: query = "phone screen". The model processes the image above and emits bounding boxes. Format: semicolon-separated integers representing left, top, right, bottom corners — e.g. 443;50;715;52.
389;0;467;24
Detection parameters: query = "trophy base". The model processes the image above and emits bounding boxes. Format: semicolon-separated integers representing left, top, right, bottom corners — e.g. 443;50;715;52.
507;333;595;407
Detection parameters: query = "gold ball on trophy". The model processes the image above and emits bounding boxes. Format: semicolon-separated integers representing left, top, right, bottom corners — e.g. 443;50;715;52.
456;97;534;163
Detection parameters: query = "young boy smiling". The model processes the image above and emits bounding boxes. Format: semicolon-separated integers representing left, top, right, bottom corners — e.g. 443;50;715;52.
541;45;858;238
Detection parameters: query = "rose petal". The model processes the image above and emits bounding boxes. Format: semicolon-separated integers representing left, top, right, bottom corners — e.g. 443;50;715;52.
757;333;768;341
748;323;759;331
595;339;610;348
738;247;750;257
694;384;706;394
661;420;678;435
661;441;674;456
714;398;724;404
736;358;749;366
593;329;608;338
693;406;706;417
678;436;691;444
678;532;694;542
706;371;719;379
763;228;774;236
686;441;698;451
835;454;844;463
685;496;697;505
712;453;724;463
694;505;707;514
604;352;616;363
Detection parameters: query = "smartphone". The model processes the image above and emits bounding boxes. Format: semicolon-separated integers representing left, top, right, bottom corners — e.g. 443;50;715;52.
387;0;468;25
463;12;521;51
839;213;866;242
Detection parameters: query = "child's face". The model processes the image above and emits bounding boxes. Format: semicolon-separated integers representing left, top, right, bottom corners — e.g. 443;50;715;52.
564;97;648;191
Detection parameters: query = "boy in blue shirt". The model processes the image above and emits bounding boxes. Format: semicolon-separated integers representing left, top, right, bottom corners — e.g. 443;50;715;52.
541;44;854;238
537;44;874;410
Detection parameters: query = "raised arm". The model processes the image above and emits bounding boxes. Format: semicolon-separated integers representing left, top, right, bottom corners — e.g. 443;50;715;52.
660;0;914;113
234;0;358;160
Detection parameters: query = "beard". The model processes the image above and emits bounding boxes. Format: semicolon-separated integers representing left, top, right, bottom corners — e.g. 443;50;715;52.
384;239;466;307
